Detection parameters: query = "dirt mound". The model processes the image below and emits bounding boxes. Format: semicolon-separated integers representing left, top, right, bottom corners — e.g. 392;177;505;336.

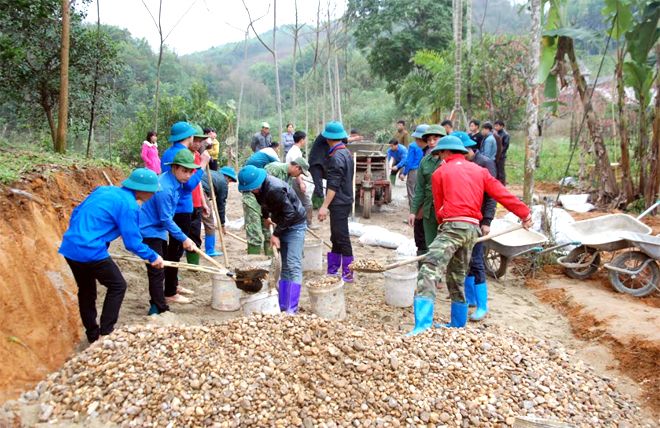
0;166;124;402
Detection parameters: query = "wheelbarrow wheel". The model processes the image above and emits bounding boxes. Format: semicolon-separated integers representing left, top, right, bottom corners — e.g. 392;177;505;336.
608;251;659;297
362;190;372;219
484;247;508;279
563;246;601;280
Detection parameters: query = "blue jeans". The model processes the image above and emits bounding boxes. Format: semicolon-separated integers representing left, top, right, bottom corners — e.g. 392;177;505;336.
468;242;486;284
279;221;307;284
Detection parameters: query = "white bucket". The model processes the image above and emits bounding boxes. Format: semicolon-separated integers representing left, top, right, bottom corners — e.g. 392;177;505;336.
383;264;417;308
211;274;241;311
240;289;281;316
303;239;323;272
308;280;346;320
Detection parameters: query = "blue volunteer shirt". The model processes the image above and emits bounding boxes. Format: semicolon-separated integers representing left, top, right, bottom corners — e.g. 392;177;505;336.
160;143;204;214
139;171;188;242
59;186;158;263
244;151;278;168
387;145;408;169
402;142;423;175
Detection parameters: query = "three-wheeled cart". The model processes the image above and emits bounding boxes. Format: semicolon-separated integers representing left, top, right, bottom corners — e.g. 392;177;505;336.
347;141;391;219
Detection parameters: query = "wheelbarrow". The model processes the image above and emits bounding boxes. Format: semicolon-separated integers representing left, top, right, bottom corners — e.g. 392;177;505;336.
556;213;653;280
604;233;660;297
483;222;575;278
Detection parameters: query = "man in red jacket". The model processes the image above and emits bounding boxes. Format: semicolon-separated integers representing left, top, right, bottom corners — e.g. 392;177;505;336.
408;135;532;335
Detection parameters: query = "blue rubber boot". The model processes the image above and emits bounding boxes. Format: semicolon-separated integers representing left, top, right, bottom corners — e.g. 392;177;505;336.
470;283;488;321
406;296;434;336
445;302;469;328
278;280;290;312
327;252;341;276
205;235;222;257
464;276;476;308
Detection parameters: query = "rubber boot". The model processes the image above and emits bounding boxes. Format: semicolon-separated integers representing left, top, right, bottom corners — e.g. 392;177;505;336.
444;302;469;328
148;303;159;316
341;255;354;283
186;251;200;265
247;244;262;255
406;296;434;336
327;252;341;276
205;235;222;257
464;276;476;308
278;279;290;312
312;195;324;209
470;283;488;321
263;241;274;256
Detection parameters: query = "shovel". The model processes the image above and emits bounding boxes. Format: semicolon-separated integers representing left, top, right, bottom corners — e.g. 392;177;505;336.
306;227;332;249
350;224;524;273
269;225;281;288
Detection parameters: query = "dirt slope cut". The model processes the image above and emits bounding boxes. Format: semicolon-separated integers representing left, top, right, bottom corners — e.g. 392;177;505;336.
0;165;124;402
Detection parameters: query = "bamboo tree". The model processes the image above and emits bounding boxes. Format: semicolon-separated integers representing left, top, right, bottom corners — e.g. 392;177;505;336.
55;0;71;153
523;0;542;205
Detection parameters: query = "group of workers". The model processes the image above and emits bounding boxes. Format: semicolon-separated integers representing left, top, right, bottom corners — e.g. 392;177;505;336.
59;113;529;344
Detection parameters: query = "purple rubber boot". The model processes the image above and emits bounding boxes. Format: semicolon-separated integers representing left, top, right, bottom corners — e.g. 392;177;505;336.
341;255;354;283
327;252;341;276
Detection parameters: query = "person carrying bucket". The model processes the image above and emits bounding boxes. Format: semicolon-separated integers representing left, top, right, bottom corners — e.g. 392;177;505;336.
453;131;496;321
59;168;165;343
238;165;307;313
409;135;533;335
317;121;355;283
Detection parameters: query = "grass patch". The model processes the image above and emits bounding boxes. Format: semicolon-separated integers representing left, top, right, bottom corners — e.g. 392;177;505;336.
0;143;127;185
505;134;579;185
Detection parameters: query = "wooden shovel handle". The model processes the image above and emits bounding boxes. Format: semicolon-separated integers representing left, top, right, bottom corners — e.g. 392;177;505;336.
226;231;248;244
194;246;226;270
306;228;333;249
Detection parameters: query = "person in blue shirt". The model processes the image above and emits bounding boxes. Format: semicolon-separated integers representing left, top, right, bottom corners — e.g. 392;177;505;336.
399;124;428;210
386;139;408;187
160;122;210;299
243;150;279;168
480;122;498;161
140;150;201;313
59;168;163;343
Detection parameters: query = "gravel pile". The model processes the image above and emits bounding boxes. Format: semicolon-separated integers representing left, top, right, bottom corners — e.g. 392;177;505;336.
2;315;645;427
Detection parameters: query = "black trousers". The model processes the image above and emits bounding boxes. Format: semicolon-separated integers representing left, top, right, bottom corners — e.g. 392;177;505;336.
189;207;203;248
65;257;127;343
496;156;507;185
414;218;427;254
309;164;325;199
329;204;352;256
143;237;169;313
165;212;192;296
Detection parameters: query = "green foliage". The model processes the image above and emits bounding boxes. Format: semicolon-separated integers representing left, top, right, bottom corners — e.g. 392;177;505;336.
346;0;452;93
506;135;578;185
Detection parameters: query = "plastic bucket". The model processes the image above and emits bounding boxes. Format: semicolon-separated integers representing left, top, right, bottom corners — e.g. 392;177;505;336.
303;239;323;272
308;281;346;320
240;289;281;316
211;274;241;312
383;264;417;308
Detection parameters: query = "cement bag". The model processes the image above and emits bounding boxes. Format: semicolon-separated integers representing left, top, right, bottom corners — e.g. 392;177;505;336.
225;217;245;231
349;222;366;237
559;194;595;213
359;226;408;249
396;238;418;257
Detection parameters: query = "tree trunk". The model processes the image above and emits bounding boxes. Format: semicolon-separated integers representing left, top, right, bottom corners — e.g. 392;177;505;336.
638;93;649;196
522;0;541;205
615;47;634;203
236;29;249;159
453;0;463;125
272;0;284;152
334;53;342;123
646;43;660;207
41;93;57;145
563;37;618;202
327;61;335;119
153;0;164;133
55;0;71;153
86;0;102;159
291;0;299;126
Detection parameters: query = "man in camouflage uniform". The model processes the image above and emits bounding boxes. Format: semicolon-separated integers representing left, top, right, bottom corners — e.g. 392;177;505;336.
409;136;532;335
407;125;446;253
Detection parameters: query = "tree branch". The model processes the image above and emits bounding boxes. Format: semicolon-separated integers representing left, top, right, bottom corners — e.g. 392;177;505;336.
241;0;273;54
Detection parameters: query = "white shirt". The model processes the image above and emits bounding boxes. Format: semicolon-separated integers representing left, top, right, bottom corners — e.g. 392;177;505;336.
285;145;303;163
259;147;280;161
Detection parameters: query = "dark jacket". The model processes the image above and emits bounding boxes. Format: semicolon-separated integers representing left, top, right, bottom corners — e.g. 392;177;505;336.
308;133;348;168
256;176;306;237
202;170;228;225
469;132;484;151
496;129;510;160
250;132;273;152
326;144;354;206
473;151;497;226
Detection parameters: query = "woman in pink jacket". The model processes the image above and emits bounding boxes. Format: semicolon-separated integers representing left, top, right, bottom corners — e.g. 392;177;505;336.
141;131;161;174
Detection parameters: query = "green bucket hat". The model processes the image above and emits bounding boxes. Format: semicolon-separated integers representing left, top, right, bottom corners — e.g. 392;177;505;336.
122;168;160;193
291;157;310;176
422;124;447;139
191;124;208;139
165;149;201;169
430;135;468;154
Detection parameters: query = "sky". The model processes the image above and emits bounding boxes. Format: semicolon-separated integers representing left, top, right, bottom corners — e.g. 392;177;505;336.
83;0;347;55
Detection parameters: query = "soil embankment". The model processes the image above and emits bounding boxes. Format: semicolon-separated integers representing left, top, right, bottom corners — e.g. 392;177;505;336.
0;166;124;402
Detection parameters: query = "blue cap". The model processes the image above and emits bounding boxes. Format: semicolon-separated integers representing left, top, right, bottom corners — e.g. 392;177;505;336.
220;166;238;182
430;135;468;154
321;121;348;140
451;131;475;148
168;121;196;143
411;124;430;139
238;165;267;191
122;168;160;192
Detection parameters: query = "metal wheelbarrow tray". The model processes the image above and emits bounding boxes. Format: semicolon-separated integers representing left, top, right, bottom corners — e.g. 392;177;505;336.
483;224;548;278
557;214;652;280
